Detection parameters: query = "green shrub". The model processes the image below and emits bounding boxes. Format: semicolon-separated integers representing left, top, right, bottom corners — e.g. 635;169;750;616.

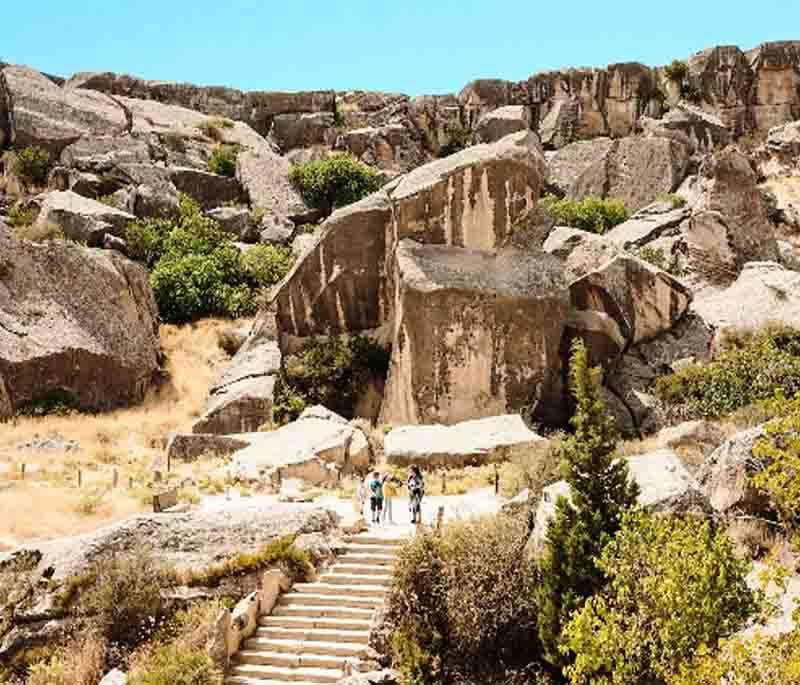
272;378;308;425
563;511;759;685
197;118;234;142
654;326;800;419
7;205;35;228
536;339;638;669
540;194;628;234
498;438;563;500
657;193;687;208
207;144;239;177
280;335;390;420
11;146;50;186
81;550;166;647
17;389;80;417
127;195;268;322
289;153;382;216
241;243;294;289
439;125;473;157
664;59;689;83
389;516;539;682
638;246;668;270
129;644;222;685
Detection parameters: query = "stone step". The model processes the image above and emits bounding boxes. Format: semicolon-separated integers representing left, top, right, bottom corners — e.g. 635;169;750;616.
226;678;321;685
330;563;391;577
345;535;404;546
255;626;370;645
236;650;350;670
341;543;401;556
228;663;342;684
292;582;389;598
279;592;385;610
318;572;392;587
259;615;373;632
272;604;375;621
337;552;396;566
244;636;367;658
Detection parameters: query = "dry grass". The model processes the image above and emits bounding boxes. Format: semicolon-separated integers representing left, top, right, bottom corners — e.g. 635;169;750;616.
26;632;107;685
0;319;240;544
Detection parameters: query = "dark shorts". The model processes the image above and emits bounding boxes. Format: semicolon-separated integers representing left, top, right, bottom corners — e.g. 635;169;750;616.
370;497;383;512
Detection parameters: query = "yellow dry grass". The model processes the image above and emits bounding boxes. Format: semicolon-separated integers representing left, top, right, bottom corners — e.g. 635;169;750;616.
0;318;239;544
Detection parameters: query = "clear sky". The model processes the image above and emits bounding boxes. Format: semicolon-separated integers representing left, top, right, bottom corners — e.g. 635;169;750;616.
3;1;797;95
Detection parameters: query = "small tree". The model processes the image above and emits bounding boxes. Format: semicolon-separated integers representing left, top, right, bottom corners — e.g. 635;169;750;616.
288;154;381;217
536;339;639;668
563;511;759;685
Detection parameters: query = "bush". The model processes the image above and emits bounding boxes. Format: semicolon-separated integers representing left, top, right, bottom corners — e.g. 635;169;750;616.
654;326;800;419
289;153;382;217
13;221;64;243
27;633;107;685
129;644;222;685
7;205;34;228
127;195;274;322
207;144;238;177
272;377;308;425
540;195;628;234
657;193;687;208
280;335;390;420
499;438;563;500
439;125;473;157
11;146;50;186
664;59;689;83
389;516;540;682
197;119;233;142
241;243;294;289
16;389;79;417
81;550;166;647
563;511;760;685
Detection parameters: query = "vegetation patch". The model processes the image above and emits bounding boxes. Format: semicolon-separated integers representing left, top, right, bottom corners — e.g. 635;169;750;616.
11;146;50;186
289;153;382;217
278;335;390;423
16;389;81;417
26;631;107;685
126;195;293;323
540;194;628;233
7;205;35;228
438;125;473;158
207;144;239;177
664;59;689;83
655;325;800;419
657;193;687;208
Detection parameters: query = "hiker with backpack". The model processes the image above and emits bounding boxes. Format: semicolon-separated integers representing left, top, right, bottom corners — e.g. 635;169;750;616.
407;465;425;524
368;471;384;524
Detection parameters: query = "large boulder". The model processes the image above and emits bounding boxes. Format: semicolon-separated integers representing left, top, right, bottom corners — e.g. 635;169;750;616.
474;105;531;143
384;415;545;468
334;123;426;175
605;200;690;250
193;319;282;435
568;254;692;364
168;167;243;210
548;134;691;213
0;229;159;418
34;190;136;246
626;449;710;513
697;426;771;517
231;407;371;484
380;239;569;425
0;65;127;155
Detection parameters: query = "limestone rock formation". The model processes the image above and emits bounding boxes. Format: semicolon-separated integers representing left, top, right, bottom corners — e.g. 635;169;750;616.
34;190;135;246
474;105;531;143
381;239;569;425
0;228;160;418
384;415;545;468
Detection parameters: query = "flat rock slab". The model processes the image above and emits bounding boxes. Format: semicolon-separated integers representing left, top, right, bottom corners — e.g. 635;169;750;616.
384;415;545;468
627;449;708;513
35;190;135;245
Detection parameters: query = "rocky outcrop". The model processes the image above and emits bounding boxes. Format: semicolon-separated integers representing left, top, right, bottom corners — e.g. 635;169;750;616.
380;239;569;425
548;134;691;213
474;105;530;143
0;228;159;417
605;200;690;250
34;190;136;246
384;415;545;468
231;406;371;485
335;124;426;176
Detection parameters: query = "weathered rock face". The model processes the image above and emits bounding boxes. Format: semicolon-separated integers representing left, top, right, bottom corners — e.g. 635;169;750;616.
380;240;569;425
638;104;731;154
474;105;531;143
568;254;692;364
384;415;545;468
683;147;778;289
231;407;371;484
757;121;800;232
697;426;771;517
0;65;127;156
34;190;136;245
605;201;690;250
0;229;160;418
548;134;691;213
389;131;546;249
334;124;426;176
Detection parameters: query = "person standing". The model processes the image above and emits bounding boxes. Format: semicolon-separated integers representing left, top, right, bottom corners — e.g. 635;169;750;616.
368;471;384;525
407;465;425;524
382;474;400;524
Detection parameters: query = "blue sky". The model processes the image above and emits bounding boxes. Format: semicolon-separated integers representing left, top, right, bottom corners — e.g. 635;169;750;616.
3;1;797;95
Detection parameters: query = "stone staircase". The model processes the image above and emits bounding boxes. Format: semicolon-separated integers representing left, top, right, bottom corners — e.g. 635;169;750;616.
225;533;405;684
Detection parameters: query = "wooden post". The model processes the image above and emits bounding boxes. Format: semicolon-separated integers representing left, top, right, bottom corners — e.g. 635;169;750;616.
436;506;444;533
112;468;119;489
20;463;25;481
441;470;446;495
166;451;171;474
128;476;134;490
78;469;82;488
494;464;499;496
